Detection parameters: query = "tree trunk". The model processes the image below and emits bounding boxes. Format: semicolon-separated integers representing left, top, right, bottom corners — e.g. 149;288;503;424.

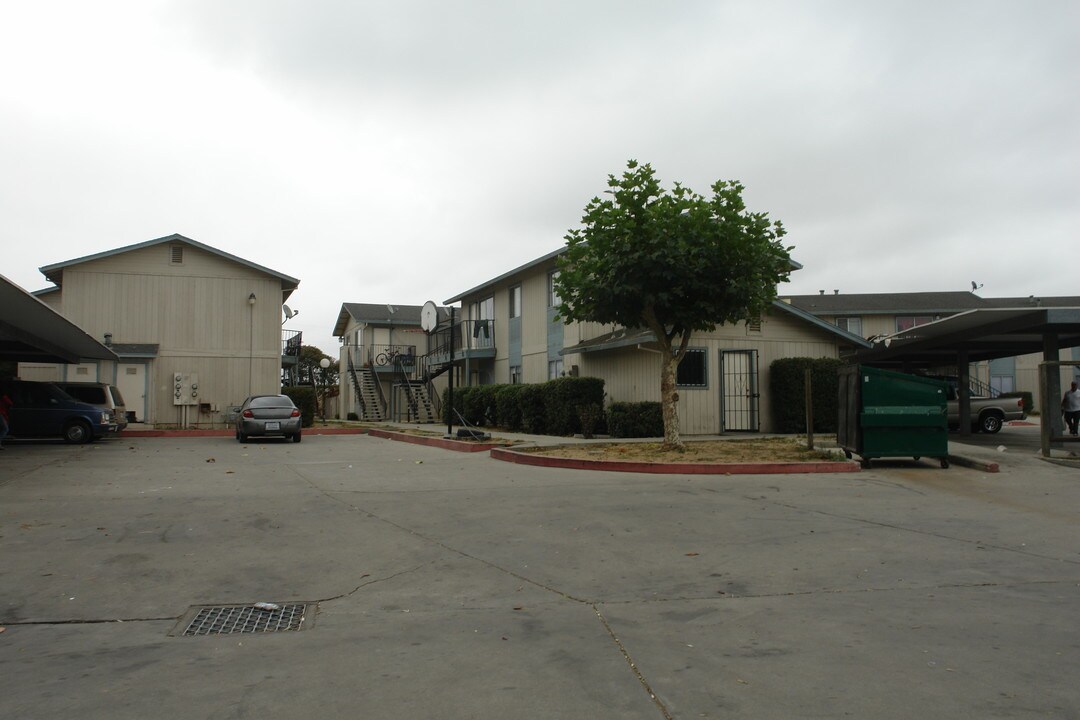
660;353;682;449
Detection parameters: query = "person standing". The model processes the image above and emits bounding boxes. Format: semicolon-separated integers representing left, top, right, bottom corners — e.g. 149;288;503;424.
1061;381;1080;436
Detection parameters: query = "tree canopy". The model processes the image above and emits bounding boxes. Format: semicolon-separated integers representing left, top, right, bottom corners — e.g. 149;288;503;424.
555;160;792;446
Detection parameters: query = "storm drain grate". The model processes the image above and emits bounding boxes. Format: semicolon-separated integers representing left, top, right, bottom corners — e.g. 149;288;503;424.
179;603;312;636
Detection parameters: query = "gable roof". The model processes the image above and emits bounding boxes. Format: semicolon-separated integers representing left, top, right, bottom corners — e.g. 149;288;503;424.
782;291;988;315
445;245;804;305
333;302;449;336
782;291;1080;316
38;234;300;293
559;300;871;355
444;246;565;304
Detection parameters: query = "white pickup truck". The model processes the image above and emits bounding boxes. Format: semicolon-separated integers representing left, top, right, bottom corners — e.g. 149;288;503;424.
945;385;1025;434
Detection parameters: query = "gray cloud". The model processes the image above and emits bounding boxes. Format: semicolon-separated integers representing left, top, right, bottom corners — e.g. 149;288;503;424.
1;0;1076;352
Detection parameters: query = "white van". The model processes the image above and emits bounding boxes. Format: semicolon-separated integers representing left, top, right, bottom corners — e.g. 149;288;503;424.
54;382;129;431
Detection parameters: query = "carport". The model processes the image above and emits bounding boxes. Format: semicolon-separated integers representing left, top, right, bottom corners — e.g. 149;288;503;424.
0;273;116;364
854;306;1080;457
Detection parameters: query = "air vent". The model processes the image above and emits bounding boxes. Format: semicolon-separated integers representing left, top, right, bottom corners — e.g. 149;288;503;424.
170;245;184;264
746;316;762;333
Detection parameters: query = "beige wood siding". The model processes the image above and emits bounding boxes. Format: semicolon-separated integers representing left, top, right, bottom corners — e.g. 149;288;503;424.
573;310;843;434
70;243;273;281
34;245;288;426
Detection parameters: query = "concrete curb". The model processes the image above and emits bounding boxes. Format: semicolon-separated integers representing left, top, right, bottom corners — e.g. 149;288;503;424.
119;428;368;438
947;454;1000;473
489;446;862;475
366;428;503;453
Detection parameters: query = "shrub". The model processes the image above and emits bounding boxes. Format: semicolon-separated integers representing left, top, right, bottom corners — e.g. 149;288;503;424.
347;412;359;421
543;376;606;436
578;403;603;438
607;401;663;438
282;386;316;428
494;385;526;431
519;384;547;434
460;385;490;426
769;357;844;433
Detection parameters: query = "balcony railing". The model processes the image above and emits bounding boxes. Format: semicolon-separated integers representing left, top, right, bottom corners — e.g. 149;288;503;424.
282;329;302;360
461;319;495;350
370;344;417;370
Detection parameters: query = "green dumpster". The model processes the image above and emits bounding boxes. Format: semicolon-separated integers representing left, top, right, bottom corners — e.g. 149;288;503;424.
838;365;949;468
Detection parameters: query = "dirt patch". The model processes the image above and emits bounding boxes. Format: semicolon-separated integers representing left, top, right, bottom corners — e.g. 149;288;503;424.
524;437;836;463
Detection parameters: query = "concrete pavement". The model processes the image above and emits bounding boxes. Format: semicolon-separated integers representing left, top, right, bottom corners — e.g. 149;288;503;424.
1;431;1077;719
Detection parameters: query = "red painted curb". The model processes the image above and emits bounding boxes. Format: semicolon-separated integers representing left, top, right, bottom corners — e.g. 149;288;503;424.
119;428;368;438
489;447;861;475
366;428;502;452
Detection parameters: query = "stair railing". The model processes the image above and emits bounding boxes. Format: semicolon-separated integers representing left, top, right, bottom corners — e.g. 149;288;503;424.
346;348;367;419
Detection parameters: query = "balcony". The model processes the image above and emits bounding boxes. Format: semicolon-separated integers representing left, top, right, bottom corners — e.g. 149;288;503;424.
369;344;417;372
427;319;496;364
282;329;302;366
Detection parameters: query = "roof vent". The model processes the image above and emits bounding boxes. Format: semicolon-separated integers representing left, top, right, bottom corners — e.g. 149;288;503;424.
170;245;184;264
819;290;825;295
834;289;839;295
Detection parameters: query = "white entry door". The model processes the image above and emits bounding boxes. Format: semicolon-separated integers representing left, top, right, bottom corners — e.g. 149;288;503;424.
117;363;148;422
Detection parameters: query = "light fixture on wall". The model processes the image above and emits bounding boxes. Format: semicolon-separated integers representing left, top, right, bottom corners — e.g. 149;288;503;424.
248;293;257;305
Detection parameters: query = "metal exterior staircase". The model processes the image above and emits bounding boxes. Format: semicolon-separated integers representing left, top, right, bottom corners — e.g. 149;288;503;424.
347;354;386;421
399;379;438;423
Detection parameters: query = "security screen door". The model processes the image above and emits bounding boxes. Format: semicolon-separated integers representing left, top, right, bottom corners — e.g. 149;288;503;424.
720;350;759;432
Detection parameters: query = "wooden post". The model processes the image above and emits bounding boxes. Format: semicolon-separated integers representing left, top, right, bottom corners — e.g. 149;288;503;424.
805;368;814;449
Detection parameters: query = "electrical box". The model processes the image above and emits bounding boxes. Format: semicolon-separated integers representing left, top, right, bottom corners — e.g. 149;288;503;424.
172;373;201;406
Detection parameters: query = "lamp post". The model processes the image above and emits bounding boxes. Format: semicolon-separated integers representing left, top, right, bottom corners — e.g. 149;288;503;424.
319;357;330;422
248;293;256;397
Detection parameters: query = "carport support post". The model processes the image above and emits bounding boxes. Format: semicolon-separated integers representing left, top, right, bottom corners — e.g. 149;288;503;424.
1042;333;1063;455
957;351;971;436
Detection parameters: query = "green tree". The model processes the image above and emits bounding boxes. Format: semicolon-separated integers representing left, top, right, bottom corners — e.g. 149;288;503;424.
555;160;791;447
294;345;339;420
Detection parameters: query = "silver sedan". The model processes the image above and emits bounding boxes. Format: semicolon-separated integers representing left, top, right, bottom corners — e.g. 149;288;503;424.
235;395;303;442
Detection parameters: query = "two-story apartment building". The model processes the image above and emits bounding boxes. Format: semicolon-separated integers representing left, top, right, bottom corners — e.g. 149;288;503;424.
781;291;1080;403
18;234;299;427
333;302;452;422
441;247;870;434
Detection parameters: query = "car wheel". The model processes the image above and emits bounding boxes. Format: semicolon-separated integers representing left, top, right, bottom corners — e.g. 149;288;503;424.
238;431;248;443
980;413;1003;434
63;421;91;444
292;432;302;443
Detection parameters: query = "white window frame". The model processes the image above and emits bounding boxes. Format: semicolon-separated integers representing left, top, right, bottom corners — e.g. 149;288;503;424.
836;316;862;336
509;285;521;319
548;358;564;379
676;348;708;388
547;271;561;307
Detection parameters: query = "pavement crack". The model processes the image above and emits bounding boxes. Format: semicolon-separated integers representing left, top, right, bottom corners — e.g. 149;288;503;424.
0;616;178;626
291;465;670;716
316;563;431;603
592;604;674;720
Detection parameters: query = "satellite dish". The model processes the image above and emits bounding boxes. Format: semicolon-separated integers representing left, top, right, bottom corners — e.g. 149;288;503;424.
283;304;296;319
420;301;439;333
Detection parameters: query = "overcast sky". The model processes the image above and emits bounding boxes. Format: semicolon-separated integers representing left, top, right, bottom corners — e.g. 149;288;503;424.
3;1;1077;355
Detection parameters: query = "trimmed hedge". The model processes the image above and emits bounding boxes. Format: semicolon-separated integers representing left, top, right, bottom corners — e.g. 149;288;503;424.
441;376;606;436
494;384;526;431
769;357;844;433
282;386;317;428
607;401;664;438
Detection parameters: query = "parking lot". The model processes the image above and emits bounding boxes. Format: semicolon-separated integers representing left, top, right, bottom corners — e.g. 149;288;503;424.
1;430;1078;719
